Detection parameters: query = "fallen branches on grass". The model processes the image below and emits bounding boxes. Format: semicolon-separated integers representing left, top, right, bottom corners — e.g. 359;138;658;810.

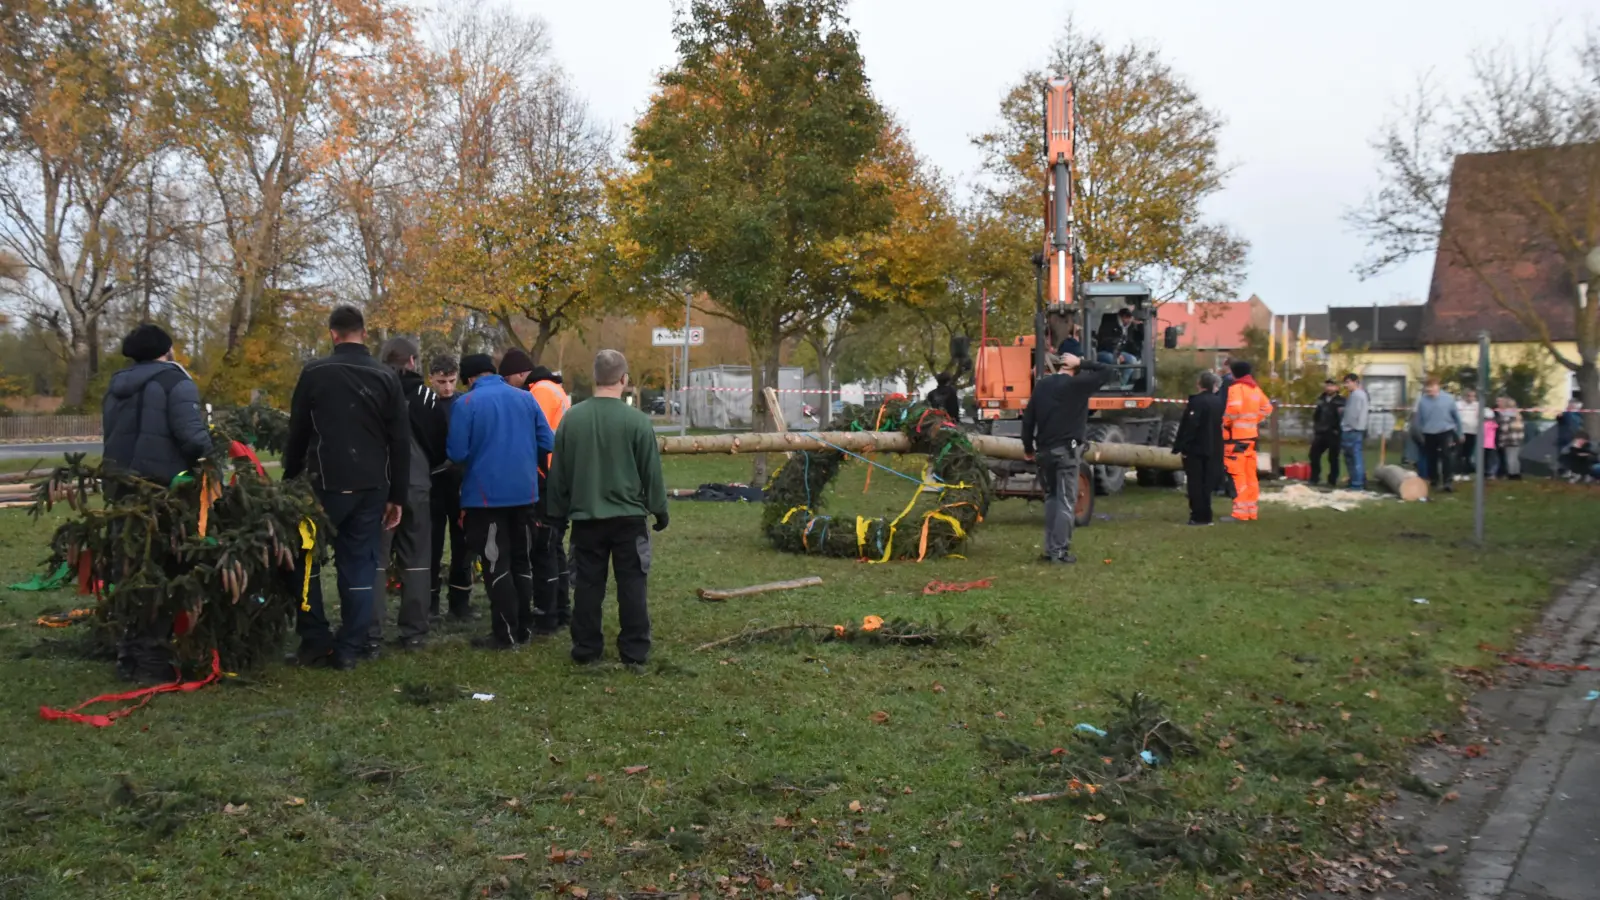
694;615;986;652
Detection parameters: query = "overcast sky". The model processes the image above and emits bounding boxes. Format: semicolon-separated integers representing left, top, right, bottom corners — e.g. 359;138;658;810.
520;0;1592;317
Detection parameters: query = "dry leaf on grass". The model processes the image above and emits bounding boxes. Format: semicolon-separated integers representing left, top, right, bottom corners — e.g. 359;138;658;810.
498;853;527;861
622;765;650;775
869;710;890;724
222;803;249;815
283;797;305;807
848;800;862;812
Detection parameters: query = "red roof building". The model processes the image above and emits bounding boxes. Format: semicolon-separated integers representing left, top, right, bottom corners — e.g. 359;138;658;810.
1155;295;1273;354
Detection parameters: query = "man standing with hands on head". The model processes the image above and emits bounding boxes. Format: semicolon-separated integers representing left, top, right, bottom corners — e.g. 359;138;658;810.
447;353;554;650
1021;352;1114;564
283;305;410;671
1171;371;1226;526
546;350;668;666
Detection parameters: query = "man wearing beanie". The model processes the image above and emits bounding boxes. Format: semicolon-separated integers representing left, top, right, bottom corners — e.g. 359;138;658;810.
498;348;536;388
102;323;214;683
447;351;555;648
283;305;410;670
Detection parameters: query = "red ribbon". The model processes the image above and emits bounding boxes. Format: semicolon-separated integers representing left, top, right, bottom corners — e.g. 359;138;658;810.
39;650;223;727
228;440;267;479
923;578;993;595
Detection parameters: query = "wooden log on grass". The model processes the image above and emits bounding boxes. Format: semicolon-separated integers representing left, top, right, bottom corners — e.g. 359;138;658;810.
1374;464;1429;502
697;576;823;602
656;431;1182;470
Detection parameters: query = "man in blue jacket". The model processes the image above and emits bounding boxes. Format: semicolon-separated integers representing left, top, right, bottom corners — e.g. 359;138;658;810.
447;353;555;649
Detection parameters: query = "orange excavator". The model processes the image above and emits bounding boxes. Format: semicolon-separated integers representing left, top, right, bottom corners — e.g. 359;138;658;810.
964;77;1182;524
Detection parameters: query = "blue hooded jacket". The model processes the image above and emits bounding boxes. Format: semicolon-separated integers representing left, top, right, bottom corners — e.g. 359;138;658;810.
446;374;554;508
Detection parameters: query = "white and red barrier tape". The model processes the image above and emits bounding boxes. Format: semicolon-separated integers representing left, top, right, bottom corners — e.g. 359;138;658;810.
1146;397;1593;414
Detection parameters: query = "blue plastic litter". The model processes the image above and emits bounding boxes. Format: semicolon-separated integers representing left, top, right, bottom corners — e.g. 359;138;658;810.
1585;690;1600;702
1139;750;1158;765
1074;724;1107;738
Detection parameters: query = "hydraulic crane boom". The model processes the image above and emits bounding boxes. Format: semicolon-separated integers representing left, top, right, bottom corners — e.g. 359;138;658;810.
1043;77;1075;308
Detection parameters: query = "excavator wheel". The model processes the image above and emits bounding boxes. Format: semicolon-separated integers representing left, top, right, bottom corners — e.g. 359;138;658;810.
1073;465;1095;528
1156;419;1186;488
1086;423;1126;495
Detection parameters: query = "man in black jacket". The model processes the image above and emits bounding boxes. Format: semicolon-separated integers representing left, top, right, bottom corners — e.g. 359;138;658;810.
283;306;409;670
1021;353;1114;564
426;355;475;620
368;337;450;652
1308;379;1344;487
1171;371;1226;525
102;323;214;683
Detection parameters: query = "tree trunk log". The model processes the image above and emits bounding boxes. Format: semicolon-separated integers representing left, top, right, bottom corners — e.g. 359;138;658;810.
656;431;1183;470
1374;464;1429;501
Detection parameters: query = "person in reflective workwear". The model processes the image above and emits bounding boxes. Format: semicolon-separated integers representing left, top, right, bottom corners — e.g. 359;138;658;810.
1222;360;1273;522
527;366;573;633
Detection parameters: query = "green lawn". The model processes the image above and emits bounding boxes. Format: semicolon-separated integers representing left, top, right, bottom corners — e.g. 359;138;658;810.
0;454;1595;899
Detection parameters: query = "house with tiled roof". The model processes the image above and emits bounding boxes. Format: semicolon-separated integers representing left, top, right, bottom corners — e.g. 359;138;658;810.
1418;146;1592;411
1155;294;1272;368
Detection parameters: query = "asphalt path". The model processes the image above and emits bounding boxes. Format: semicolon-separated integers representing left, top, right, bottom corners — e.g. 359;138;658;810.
0;440;100;460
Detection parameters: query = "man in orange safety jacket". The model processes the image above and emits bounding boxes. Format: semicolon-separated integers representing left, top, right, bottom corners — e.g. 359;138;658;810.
527;365;572;633
1222;360;1273;522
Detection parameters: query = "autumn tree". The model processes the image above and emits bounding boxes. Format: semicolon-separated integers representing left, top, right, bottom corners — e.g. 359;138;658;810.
620;0;891;480
185;0;424;360
404;73;616;361
1349;30;1600;427
0;0;208;406
975;20;1248;315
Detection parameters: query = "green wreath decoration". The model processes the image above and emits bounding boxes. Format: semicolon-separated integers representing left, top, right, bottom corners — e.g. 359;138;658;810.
761;400;991;561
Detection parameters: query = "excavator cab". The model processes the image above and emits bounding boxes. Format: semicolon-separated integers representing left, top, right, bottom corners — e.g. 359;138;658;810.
1075;282;1157;402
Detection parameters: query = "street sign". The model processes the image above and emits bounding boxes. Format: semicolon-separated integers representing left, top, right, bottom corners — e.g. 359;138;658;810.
651;327;705;347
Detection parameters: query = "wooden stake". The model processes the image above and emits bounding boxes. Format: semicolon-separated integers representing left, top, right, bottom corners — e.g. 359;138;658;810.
763;387;787;434
697;576;823;602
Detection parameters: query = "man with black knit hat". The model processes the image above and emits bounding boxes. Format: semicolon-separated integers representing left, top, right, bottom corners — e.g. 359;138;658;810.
448;351;555;648
283;306;410;670
102;323;214;683
498;348;535;389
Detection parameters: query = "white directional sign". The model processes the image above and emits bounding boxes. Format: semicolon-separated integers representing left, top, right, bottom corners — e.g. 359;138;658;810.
651;327;706;347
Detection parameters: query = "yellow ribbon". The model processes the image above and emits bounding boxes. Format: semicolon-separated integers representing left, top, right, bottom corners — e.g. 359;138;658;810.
298;519;317;612
924;510;966;539
781;506;810;525
872;481;924;564
856;515;870;557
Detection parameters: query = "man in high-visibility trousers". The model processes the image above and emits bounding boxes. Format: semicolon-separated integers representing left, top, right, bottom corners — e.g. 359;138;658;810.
528;365;573;634
1222;360;1273;522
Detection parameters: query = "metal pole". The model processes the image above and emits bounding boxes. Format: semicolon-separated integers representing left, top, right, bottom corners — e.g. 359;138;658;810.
1474;331;1489;545
681;292;692;436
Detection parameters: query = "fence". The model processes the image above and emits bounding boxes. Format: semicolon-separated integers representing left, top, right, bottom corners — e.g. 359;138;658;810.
0;415;101;441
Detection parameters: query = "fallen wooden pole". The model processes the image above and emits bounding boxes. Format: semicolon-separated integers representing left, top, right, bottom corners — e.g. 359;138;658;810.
1374;464;1429;502
698;576;823;602
657;431;1182;470
0;463;45;484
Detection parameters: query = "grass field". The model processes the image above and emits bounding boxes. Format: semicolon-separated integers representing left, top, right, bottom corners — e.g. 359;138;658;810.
0;452;1595;899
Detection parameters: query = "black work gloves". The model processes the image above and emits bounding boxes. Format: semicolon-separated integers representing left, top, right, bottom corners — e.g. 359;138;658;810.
652;511;670;532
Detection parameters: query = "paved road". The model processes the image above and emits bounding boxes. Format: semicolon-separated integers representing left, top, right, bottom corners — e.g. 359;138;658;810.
0;440;100;460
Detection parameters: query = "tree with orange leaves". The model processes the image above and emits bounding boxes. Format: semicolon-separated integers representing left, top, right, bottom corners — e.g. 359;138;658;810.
0;0;210;407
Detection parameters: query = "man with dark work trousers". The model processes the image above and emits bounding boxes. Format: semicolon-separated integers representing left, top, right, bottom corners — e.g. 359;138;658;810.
447;353;554;649
1021;352;1113;564
1171;371;1226;525
545;349;668;666
283;305;410;671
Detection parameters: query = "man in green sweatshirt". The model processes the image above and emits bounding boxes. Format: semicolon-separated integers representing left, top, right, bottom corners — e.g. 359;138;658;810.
546;349;668;665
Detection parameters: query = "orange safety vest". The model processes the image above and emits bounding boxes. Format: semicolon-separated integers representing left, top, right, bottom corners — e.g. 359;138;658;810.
529;379;570;432
1223;380;1273;441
